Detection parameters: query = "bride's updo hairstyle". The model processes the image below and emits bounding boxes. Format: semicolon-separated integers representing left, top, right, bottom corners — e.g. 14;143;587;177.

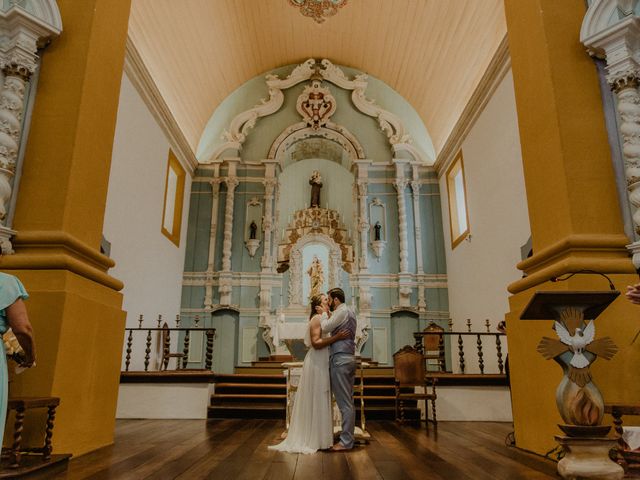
309;293;325;320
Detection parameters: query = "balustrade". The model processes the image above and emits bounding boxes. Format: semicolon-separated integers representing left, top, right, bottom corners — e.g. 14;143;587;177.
413;318;507;375
122;314;216;372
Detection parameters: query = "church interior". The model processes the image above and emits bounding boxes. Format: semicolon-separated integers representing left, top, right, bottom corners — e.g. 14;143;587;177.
0;0;639;478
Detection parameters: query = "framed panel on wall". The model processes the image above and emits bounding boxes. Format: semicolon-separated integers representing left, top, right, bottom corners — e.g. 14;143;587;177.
161;150;186;246
446;151;470;248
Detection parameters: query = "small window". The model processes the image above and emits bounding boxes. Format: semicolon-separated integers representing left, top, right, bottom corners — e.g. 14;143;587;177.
161;150;185;246
446;152;470;248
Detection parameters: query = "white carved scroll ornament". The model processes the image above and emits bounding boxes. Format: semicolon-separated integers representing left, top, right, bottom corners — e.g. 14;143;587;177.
206;59;426;163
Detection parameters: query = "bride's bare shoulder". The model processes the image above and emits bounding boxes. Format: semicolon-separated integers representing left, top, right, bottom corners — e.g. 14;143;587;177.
309;314;322;325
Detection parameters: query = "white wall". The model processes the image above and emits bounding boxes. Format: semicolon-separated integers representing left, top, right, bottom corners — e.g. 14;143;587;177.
116;384;211;419
104;73;192;371
440;69;530;373
421;386;513;422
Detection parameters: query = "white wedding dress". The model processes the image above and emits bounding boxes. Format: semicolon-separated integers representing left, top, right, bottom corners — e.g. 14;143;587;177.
269;315;333;454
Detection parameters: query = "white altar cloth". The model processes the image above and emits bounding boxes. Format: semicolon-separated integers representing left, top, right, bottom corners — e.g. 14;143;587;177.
274;322;308;346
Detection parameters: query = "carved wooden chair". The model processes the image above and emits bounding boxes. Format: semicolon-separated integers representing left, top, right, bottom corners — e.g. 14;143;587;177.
604;404;640;473
161;322;184;370
423;322;446;372
393;345;437;426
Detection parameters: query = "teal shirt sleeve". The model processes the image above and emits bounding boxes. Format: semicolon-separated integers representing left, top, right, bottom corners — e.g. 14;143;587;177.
0;274;29;312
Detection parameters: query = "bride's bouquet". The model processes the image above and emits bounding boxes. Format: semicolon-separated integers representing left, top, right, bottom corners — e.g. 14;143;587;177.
3;328;33;373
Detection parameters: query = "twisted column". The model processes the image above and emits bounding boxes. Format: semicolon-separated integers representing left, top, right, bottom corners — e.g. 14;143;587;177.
393;178;409;273
221;176;239;272
410;180;424;274
356;179;369;271
611;72;640;266
204;178;222;309
261;177;277;271
0;65;30;253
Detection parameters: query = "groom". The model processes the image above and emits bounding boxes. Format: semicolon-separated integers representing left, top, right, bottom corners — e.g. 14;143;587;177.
322;287;357;451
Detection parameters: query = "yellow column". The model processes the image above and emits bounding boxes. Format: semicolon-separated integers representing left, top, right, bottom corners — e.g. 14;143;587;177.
0;0;131;456
505;0;640;455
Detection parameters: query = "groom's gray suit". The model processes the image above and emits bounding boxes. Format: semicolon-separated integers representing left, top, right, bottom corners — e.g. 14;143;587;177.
322;302;357;449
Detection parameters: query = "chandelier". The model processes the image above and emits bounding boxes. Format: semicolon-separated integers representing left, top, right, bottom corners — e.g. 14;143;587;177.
288;0;348;24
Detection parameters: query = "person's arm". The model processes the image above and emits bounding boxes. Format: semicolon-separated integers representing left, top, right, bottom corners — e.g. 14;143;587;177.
310;317;349;350
321;306;347;333
6;299;35;367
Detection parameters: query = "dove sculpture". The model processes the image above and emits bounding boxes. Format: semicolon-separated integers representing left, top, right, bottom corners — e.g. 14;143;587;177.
555;321;594;369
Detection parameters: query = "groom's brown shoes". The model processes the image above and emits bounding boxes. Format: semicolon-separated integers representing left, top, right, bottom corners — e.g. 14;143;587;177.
330;443;351;452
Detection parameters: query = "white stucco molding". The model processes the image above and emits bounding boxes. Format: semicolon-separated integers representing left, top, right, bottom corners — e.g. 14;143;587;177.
580;0;637;48
204;58;427;164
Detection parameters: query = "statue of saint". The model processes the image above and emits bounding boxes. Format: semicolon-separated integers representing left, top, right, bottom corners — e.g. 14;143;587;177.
307;255;324;299
309;170;323;208
374;221;382;241
249;221;258;240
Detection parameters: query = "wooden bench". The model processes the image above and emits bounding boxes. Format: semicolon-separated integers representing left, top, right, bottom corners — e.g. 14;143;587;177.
4;396;59;468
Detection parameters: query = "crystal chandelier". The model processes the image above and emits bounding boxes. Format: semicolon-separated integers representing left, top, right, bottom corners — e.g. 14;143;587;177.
288;0;348;24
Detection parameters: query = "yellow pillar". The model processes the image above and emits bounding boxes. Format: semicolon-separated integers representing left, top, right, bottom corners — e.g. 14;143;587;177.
0;0;131;456
504;0;640;455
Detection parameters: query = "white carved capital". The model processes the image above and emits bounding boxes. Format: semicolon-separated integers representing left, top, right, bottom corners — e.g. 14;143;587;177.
393;178;408;192
356;179;368;197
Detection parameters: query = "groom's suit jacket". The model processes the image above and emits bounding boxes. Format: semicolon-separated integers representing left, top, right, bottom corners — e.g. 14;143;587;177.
321;303;356;356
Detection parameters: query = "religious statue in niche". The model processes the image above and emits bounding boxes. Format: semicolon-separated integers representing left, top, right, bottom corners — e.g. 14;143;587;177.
307;255;324;299
309;170;322;208
249;221;258;240
373;221;382;241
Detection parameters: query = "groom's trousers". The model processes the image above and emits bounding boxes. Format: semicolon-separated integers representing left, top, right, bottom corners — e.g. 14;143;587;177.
330;352;357;449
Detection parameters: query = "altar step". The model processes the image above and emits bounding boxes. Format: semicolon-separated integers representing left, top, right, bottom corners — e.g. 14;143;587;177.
209;373;420;421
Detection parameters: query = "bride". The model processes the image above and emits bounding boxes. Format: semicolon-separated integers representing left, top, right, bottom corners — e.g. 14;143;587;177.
269;293;349;454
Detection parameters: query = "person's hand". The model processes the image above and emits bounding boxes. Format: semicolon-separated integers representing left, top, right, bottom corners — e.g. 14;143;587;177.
14;352;34;368
334;329;350;340
315;304;328;315
626;283;640;305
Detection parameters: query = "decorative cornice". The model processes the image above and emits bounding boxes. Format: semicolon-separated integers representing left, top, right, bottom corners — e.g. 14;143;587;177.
124;36;197;174
1;230;123;291
508;233;634;293
434;35;511;177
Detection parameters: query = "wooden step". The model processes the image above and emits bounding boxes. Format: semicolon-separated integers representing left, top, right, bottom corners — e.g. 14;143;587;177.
211;394;286;400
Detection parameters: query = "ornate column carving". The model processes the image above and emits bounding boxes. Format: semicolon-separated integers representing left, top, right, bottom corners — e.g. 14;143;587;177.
0;66;28;253
261;161;278;272
0;10;60;253
204;174;222;310
221;175;239;272
219;160;239;305
393;177;410;273
410;176;424;275
612;72;640;258
356;179;369;271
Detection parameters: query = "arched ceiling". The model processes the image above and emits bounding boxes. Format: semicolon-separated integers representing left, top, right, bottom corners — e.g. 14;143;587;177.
128;0;506;161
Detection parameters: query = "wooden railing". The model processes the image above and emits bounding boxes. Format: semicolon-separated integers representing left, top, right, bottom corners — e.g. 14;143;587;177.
413;319;507;375
123;315;215;372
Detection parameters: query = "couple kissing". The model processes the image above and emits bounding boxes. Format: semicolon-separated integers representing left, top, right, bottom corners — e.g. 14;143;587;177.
269;288;357;454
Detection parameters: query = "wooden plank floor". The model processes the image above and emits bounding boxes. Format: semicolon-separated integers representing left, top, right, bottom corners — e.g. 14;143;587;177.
51;419;558;479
